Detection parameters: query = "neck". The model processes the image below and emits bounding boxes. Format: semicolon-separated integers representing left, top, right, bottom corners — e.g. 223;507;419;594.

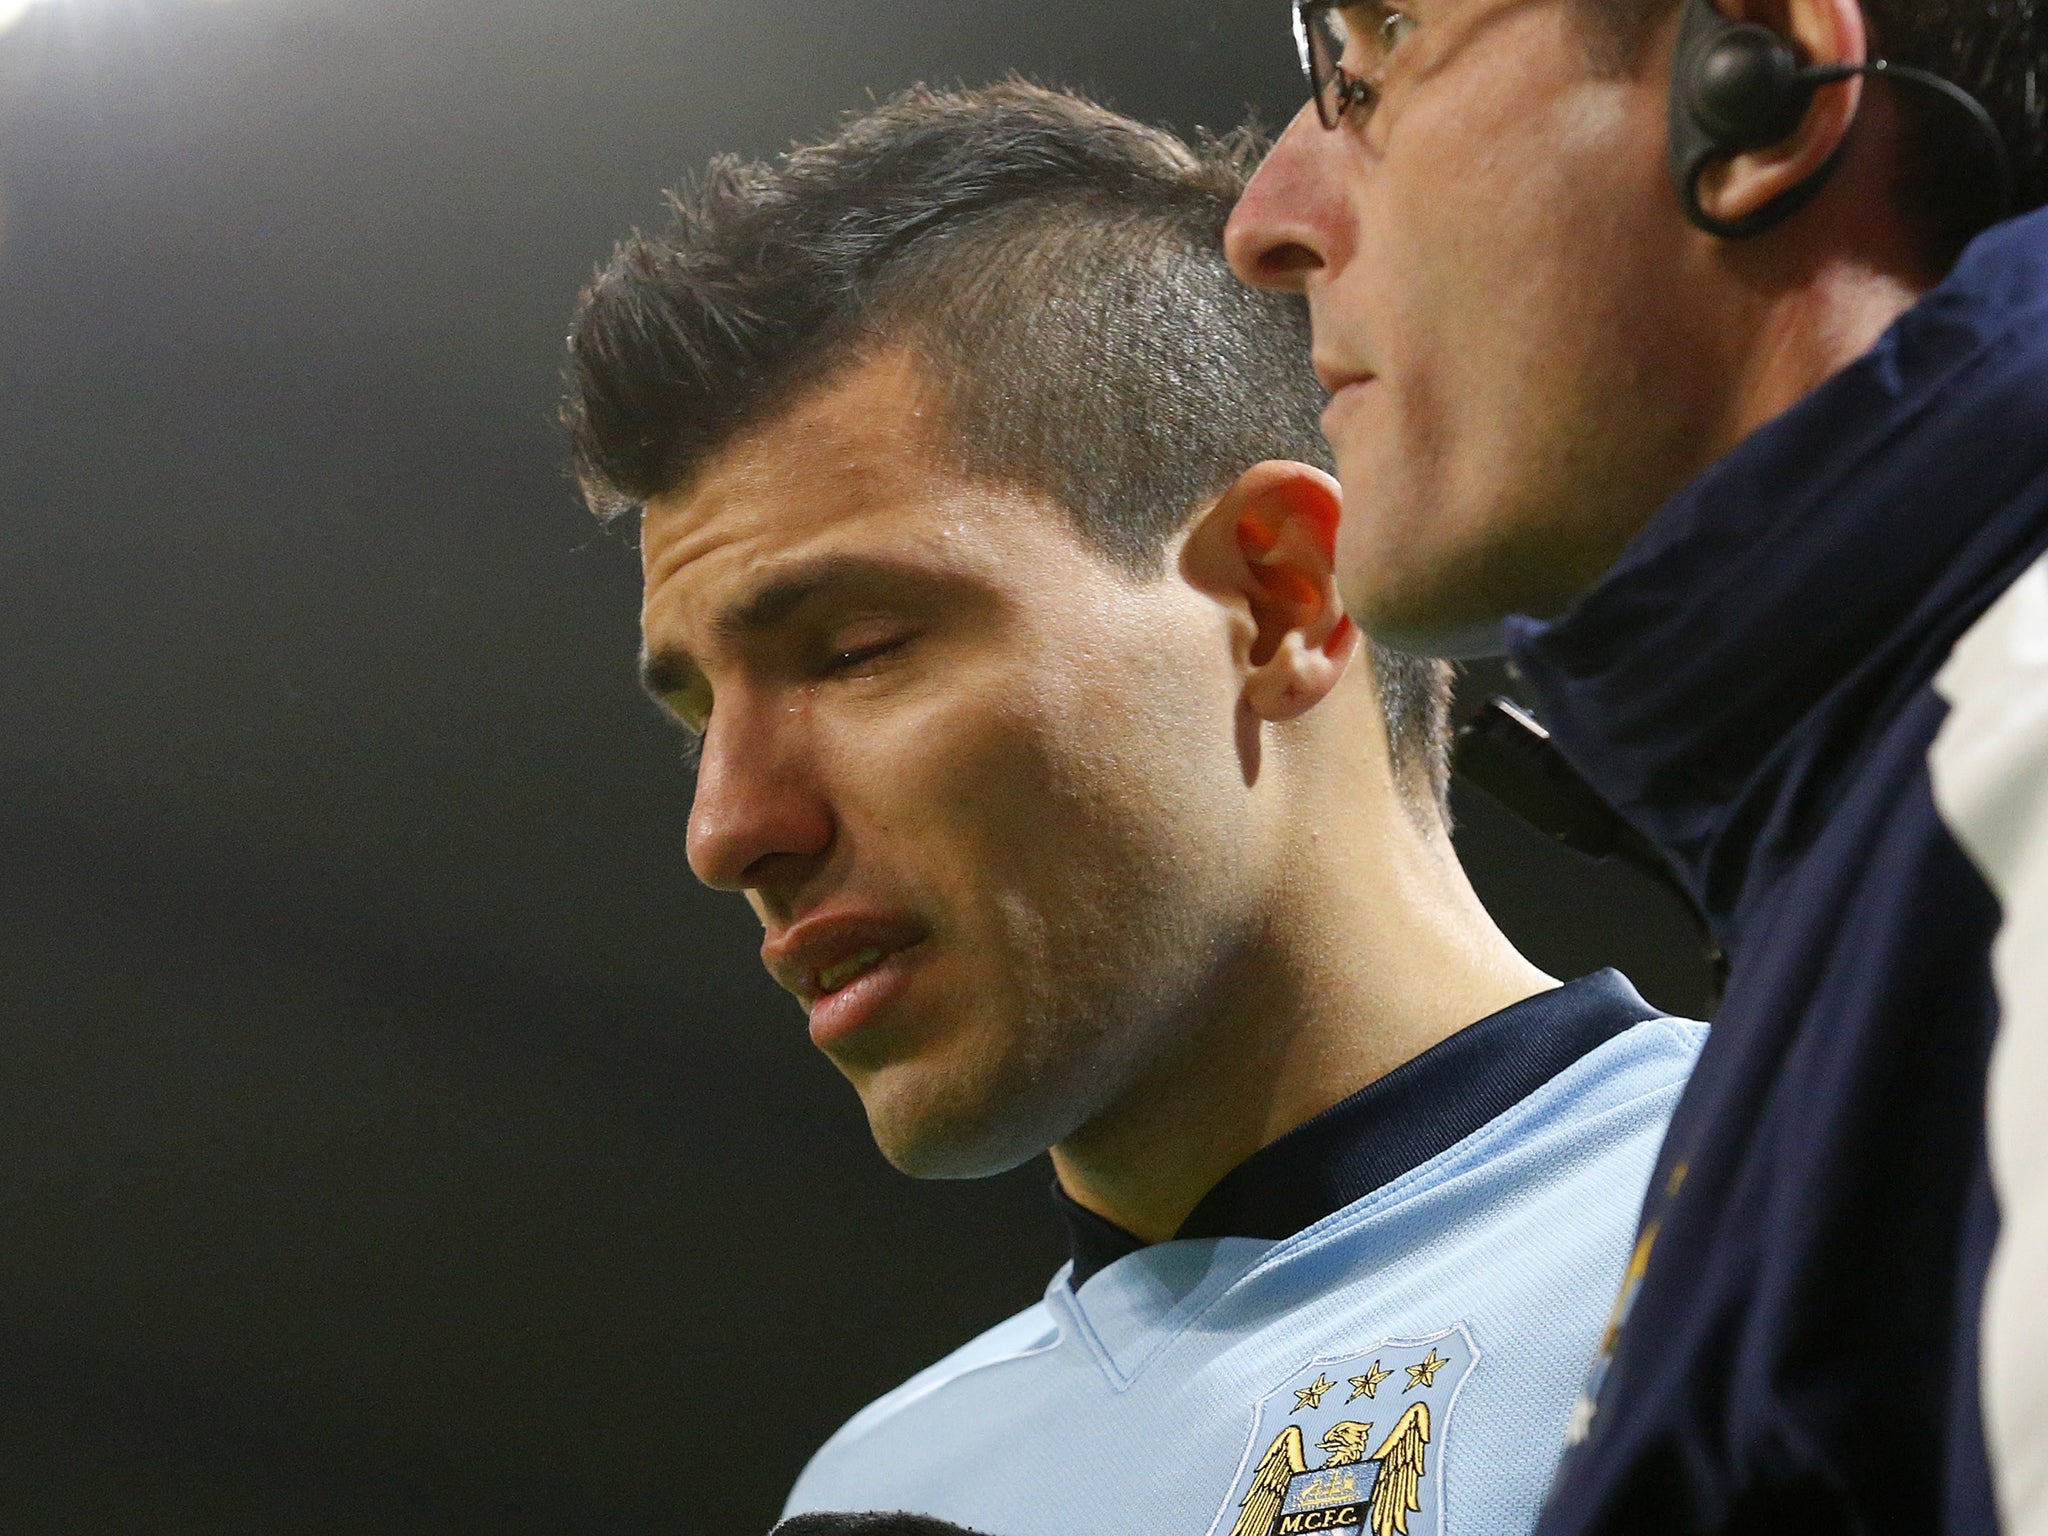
1050;736;1554;1243
1716;256;1929;449
1701;132;1944;460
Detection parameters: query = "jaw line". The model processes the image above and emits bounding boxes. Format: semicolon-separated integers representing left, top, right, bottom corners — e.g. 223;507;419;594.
1364;614;1508;660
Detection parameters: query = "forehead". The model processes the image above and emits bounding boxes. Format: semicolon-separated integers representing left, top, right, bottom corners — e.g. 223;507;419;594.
645;348;932;570
640;348;1068;629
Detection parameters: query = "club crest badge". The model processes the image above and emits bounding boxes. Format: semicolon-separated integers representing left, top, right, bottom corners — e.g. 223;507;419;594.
1207;1325;1479;1536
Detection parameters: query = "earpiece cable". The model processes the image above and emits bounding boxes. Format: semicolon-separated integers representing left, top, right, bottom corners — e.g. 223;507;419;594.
1684;57;2016;236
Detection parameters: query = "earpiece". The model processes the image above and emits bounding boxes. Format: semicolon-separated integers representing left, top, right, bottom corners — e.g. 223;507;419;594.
1683;18;1820;150
1668;0;2014;239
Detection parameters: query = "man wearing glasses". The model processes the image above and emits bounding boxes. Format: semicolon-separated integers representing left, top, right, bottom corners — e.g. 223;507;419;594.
1230;3;2048;1534
565;81;1707;1536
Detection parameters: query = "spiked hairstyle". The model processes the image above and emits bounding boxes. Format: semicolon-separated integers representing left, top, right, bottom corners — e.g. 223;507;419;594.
563;80;1455;817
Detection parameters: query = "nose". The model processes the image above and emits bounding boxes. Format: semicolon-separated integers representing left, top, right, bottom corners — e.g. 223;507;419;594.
685;702;835;896
1225;103;1350;291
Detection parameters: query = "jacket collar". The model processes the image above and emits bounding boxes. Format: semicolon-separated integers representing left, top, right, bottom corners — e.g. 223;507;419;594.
1505;207;2048;944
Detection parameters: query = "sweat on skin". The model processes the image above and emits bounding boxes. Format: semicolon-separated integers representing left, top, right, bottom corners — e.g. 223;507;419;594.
634;343;1555;1242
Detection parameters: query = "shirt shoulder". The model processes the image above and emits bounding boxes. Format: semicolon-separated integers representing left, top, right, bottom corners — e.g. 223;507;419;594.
1260;1013;1701;1289
783;1008;1703;1531
785;1300;1061;1514
1440;1012;1706;1176
1578;1012;1707;1076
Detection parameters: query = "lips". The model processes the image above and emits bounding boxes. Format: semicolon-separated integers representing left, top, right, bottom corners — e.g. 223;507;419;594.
1319;368;1381;437
1312;351;1375;395
1322;375;1376;401
761;913;929;1009
816;946;888;994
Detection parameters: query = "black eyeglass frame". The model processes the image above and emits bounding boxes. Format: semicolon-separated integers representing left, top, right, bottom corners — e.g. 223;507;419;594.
1294;0;1384;128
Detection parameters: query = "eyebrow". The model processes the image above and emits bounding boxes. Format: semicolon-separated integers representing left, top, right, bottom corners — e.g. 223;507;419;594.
637;553;927;705
713;555;879;640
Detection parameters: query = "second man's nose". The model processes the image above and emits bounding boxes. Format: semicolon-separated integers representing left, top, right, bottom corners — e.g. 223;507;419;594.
1225;102;1348;291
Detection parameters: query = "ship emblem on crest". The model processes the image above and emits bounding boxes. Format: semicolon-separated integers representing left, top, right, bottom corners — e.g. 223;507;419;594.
1209;1326;1478;1536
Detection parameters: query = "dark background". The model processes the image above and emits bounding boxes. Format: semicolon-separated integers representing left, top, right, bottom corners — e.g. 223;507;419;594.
0;2;1711;1530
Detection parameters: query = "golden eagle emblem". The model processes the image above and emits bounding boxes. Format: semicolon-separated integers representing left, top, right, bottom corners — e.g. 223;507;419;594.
1228;1405;1431;1536
1207;1329;1476;1536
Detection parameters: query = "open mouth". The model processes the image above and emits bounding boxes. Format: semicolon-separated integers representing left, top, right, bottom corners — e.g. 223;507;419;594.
764;915;930;1017
814;946;889;995
798;936;927;1047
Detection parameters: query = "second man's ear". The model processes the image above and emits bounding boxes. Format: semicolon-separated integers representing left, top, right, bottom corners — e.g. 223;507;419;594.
1688;0;1867;231
1180;459;1360;723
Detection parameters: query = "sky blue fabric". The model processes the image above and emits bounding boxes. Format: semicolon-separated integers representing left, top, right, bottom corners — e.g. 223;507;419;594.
1061;971;1667;1284
785;1017;1704;1536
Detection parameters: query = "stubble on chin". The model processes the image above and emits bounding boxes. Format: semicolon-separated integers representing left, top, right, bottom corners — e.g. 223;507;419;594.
1330;422;1636;652
851;929;1117;1181
852;883;1220;1183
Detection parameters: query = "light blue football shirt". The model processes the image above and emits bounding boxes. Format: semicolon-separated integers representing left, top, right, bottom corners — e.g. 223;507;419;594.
787;975;1703;1536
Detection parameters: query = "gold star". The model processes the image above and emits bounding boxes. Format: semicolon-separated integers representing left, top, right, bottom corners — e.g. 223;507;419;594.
1348;1362;1393;1402
1293;1373;1337;1413
1405;1350;1448;1392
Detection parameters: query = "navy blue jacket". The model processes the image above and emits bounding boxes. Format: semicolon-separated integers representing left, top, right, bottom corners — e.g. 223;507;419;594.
1512;206;2048;1534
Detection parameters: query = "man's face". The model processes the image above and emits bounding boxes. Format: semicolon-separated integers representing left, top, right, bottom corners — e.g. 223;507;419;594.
1228;0;1721;652
639;351;1270;1178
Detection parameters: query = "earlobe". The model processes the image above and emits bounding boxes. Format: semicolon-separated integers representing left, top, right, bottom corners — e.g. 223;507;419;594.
1180;460;1361;725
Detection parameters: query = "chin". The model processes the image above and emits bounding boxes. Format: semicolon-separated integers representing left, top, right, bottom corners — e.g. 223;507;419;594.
1337;552;1509;659
860;1076;1074;1182
869;1122;1046;1181
1336;500;1569;658
1368;611;1510;660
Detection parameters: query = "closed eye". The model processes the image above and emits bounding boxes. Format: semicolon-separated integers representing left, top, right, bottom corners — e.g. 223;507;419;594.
647;685;709;768
655;706;705;771
823;634;914;676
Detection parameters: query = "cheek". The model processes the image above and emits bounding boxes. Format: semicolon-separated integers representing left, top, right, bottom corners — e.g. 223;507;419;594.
1374;87;1658;440
810;667;1105;925
1328;66;1667;628
828;633;1246;944
941;687;1209;896
1366;32;1647;357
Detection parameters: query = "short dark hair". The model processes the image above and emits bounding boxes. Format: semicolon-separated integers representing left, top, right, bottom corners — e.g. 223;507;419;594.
1578;0;2047;257
562;80;1453;821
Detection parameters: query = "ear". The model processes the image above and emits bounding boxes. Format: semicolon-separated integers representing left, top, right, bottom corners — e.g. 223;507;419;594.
1690;0;1867;230
1180;460;1360;724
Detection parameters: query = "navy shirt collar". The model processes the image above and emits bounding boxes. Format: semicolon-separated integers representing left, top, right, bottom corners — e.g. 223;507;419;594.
1057;969;1664;1287
1503;207;2048;946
